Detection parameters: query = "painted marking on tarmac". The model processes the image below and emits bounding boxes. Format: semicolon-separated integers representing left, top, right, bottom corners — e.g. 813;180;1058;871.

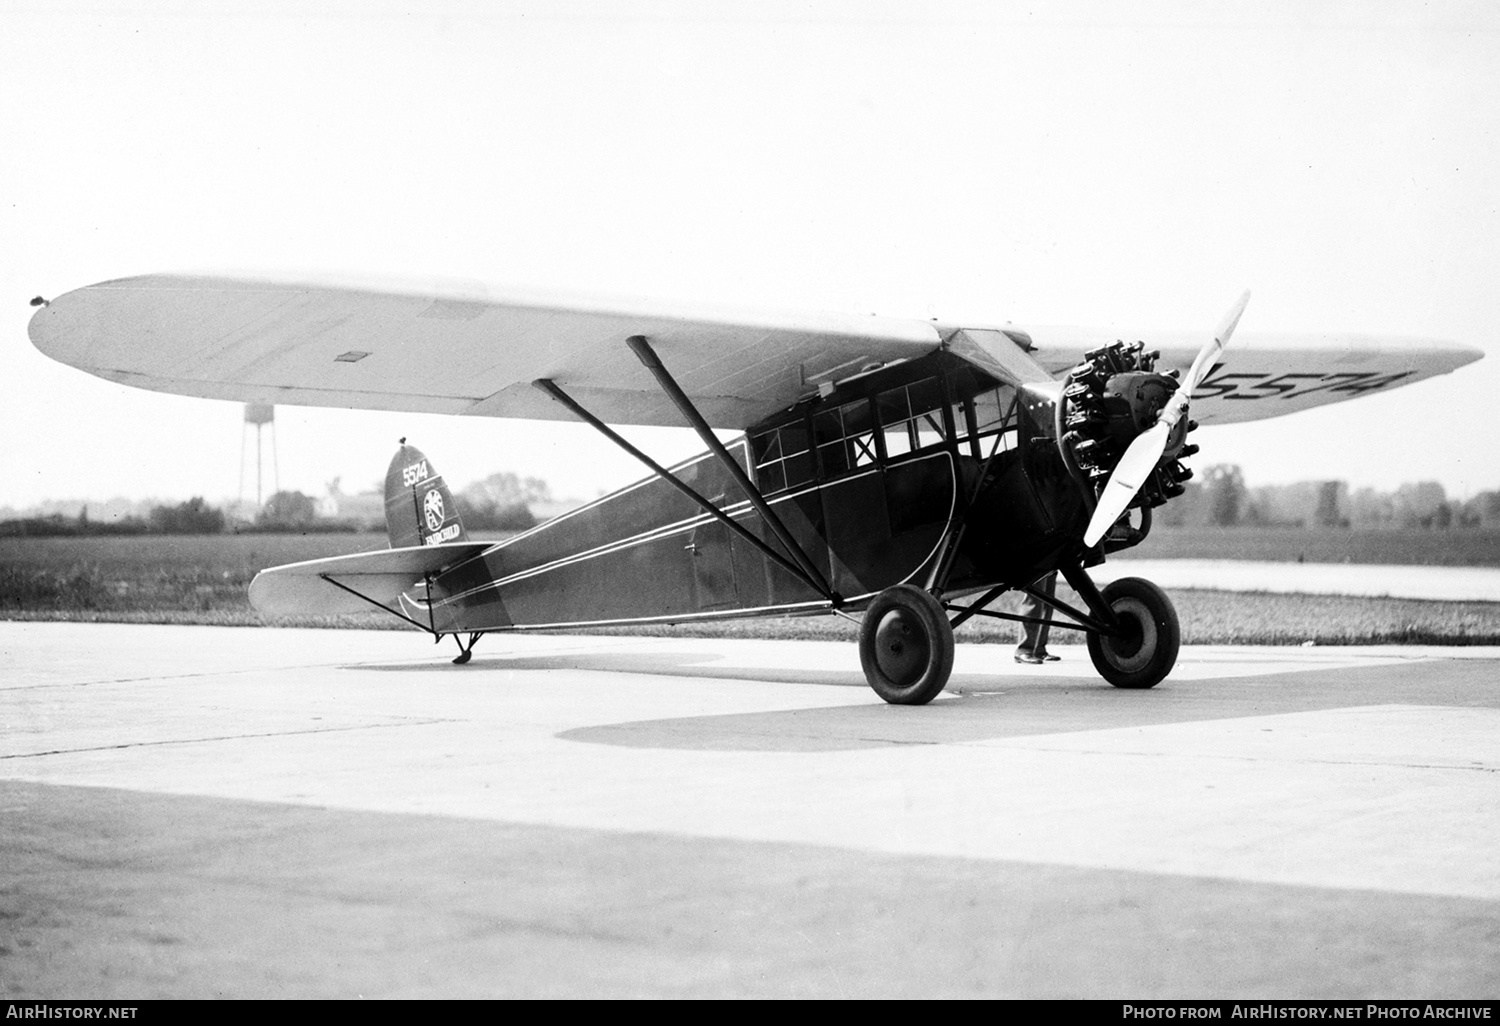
1;717;454;760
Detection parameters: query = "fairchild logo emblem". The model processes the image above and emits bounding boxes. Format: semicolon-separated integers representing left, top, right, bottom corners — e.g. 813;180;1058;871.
423;489;445;532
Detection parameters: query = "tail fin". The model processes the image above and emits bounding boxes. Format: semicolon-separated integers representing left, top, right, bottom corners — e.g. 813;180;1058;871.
384;441;469;548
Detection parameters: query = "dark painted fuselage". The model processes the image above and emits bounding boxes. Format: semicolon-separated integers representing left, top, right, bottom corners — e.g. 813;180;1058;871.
407;351;1089;633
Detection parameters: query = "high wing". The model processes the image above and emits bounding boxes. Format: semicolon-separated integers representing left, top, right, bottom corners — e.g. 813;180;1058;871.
247;542;494;616
1027;325;1482;425
28;273;1482;429
28;273;942;430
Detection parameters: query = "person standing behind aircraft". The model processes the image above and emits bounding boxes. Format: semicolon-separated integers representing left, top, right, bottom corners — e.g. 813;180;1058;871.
1015;571;1059;663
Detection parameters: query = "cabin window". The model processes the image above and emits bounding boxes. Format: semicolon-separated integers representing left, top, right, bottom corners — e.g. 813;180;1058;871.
876;378;950;461
973;388;1007;432
876;387;912;457
812;399;876;480
948;401;970;445
960;384;1020;459
909;377;948;450
751;421;816;494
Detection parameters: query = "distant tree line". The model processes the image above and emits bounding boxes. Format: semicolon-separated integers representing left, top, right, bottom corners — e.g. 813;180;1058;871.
454;471;542;532
0;493;369;537
1156;465;1500;530
8;466;1496;538
453;495;536;532
231;490;373;533
0;477;542;537
0;497;227;537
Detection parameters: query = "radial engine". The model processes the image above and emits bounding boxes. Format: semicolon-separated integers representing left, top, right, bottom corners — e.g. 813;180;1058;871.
1058;340;1200;523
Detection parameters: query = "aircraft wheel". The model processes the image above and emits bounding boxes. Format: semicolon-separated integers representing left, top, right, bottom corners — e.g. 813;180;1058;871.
859;584;955;705
1086;577;1180;689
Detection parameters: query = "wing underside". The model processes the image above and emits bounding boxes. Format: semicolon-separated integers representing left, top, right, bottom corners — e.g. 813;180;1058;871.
29;273;943;431
28;273;1482;429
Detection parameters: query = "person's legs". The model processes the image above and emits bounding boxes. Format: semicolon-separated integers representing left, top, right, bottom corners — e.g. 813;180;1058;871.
1015;573;1059;662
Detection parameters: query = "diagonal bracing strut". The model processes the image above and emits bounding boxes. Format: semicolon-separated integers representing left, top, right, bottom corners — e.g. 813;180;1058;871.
318;573;439;635
624;334;839;603
533;377;838;604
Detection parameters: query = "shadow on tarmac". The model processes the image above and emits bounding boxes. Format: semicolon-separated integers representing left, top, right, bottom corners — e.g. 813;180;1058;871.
352;649;874;686
553;658;1500;752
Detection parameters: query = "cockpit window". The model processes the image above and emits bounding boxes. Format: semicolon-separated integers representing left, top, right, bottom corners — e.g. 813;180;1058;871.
955;383;1020;459
973;389;1006;433
813;399;876;478
876;378;951;461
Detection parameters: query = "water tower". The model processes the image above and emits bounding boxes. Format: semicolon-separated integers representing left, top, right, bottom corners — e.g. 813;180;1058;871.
240;402;279;507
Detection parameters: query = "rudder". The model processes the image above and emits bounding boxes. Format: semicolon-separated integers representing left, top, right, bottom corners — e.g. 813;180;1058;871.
385;441;468;548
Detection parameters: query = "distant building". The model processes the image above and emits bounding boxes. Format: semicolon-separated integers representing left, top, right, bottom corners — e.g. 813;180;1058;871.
318;478;384;528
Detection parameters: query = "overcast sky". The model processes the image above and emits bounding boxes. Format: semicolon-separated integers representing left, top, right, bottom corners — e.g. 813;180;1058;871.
3;0;1497;509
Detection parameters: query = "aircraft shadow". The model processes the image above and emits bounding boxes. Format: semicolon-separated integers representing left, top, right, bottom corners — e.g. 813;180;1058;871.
557;658;1500;753
346;652;1498;754
352;650;870;687
347;649;1091;691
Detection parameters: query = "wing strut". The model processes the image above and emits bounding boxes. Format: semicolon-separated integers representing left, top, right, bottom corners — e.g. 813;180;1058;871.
624;335;840;604
533;377;839;604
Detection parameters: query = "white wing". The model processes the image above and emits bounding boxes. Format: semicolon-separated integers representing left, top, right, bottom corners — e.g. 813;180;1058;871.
30;273;1481;429
29;273;942;430
1028;325;1482;425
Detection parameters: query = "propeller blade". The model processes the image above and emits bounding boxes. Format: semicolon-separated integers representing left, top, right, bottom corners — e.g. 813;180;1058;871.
1080;290;1251;547
1186;288;1251;394
1083;422;1169;546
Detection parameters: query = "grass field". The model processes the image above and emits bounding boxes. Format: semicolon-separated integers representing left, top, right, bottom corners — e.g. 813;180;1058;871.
2;528;1498;645
0;533;391;616
1124;524;1500;566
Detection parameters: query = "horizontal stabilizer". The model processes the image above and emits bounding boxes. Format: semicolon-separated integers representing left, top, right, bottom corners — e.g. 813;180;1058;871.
249;542;494;617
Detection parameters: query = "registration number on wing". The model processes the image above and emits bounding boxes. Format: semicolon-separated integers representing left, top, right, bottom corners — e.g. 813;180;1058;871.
1190;366;1415;401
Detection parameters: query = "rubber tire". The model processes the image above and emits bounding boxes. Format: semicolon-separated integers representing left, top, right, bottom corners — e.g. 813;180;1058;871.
1086;576;1180;689
858;584;955;705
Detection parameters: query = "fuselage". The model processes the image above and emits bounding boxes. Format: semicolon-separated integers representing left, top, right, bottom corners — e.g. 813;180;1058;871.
408;350;1090;633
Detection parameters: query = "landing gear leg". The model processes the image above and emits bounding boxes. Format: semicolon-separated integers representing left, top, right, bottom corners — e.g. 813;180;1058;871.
452;631;483;665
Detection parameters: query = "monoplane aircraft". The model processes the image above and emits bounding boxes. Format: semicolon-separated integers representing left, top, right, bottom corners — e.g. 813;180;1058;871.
28;275;1483;703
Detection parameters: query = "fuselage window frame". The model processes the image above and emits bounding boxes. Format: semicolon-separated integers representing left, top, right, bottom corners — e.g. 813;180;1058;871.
812;398;877;481
874;377;956;464
750;420;816;495
962;385;1021;460
751;363;1027;494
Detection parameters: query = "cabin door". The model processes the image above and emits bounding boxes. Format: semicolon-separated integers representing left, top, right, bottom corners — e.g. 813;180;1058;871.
688;503;739;611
